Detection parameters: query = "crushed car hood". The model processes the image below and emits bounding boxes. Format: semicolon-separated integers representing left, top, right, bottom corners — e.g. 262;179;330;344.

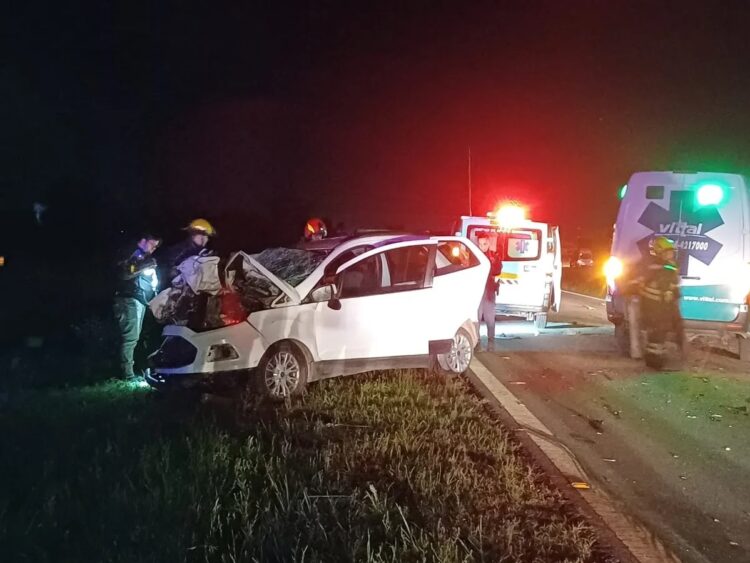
226;251;301;306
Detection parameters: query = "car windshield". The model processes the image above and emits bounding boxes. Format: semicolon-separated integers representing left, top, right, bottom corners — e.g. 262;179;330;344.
580;251;592;259
251;248;327;287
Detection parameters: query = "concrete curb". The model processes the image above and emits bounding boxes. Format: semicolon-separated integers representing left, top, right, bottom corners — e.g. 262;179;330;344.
467;357;680;563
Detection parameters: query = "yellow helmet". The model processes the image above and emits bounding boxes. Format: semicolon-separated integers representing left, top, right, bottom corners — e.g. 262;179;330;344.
184;218;217;236
651;236;675;255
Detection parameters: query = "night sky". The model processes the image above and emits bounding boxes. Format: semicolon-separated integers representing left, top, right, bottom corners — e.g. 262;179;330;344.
5;1;750;252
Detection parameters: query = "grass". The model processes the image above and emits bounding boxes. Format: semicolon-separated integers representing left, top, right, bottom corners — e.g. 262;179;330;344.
0;370;601;562
561;268;607;298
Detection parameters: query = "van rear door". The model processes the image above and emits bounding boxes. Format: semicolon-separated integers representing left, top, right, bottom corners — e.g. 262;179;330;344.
674;174;747;323
618;172;748;324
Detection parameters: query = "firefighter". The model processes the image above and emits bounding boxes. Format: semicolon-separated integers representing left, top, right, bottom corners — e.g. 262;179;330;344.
476;232;503;350
159;218;217;284
113;233;161;379
304;217;328;242
634;236;684;367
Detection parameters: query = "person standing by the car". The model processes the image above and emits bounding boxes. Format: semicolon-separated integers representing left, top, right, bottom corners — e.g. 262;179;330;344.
476;232;502;350
113;233;161;379
159;218;217;284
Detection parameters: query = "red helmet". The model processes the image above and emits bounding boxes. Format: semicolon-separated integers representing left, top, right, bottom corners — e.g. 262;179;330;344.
304;217;328;240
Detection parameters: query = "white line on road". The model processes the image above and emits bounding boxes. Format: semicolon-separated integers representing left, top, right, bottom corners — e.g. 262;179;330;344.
470;356;680;563
562;290;606;302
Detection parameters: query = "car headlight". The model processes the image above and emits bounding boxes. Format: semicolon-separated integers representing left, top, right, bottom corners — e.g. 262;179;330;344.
604;256;623;288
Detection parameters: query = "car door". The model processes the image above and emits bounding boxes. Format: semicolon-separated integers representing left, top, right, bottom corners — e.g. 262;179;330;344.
551;226;562;312
314;240;436;361
428;237;489;340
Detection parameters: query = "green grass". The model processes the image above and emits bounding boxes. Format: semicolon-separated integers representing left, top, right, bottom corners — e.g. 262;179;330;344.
0;371;600;562
562;269;607;298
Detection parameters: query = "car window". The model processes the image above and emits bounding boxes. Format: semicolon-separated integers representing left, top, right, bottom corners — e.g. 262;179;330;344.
435;241;480;276
384;245;430;287
327;245;373;275
338;245;430;299
339;255;383;298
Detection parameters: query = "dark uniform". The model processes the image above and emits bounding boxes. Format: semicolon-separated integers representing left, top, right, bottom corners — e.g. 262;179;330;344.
158;239;205;285
634;254;684;363
114;246;158;378
478;251;503;346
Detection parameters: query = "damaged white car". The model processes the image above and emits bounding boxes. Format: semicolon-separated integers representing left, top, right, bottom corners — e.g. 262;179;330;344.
147;234;490;399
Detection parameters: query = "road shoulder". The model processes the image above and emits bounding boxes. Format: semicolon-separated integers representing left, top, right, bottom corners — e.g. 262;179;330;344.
467;356;681;563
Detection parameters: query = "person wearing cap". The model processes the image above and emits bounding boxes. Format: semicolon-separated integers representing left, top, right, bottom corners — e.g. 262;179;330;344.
113;233;162;379
159;218;217;284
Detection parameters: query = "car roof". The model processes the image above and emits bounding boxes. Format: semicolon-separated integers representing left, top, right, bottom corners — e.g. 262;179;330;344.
300;232;433;254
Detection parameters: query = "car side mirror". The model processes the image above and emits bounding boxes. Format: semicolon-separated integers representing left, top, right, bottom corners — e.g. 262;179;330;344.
310;284;335;303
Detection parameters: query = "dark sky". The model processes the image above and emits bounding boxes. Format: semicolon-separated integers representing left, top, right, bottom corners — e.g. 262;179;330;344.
5;0;750;250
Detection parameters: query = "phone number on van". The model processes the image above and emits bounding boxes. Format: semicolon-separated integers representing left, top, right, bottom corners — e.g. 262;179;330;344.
675;240;709;251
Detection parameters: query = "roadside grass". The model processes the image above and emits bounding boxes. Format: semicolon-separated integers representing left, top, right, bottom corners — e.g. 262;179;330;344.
562;269;606;298
1;371;600;562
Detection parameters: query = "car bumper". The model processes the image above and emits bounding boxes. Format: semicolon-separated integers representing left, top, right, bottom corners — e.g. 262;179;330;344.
145;369;247;391
150;322;268;377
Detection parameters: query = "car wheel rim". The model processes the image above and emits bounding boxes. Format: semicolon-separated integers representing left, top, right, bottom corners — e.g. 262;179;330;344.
447;333;472;373
264;351;300;398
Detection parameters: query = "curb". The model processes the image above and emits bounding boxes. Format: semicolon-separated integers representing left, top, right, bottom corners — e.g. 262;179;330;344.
467;357;680;563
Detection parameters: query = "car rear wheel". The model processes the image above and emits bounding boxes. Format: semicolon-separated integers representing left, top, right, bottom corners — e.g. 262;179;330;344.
255;342;308;401
435;328;473;376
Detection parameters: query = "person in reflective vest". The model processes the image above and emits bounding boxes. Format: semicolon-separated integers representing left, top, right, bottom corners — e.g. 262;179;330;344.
633;236;684;364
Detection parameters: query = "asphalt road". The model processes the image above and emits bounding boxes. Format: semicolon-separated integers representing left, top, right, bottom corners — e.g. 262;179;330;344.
480;291;750;563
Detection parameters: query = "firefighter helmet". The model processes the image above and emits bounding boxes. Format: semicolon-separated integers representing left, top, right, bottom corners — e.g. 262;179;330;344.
304;217;328;240
184;218;217;236
651;236;675;255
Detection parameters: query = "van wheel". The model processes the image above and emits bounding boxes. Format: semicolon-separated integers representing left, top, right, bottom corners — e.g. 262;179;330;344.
738;335;750;362
534;313;548;329
255;342;308;401
435;328;474;376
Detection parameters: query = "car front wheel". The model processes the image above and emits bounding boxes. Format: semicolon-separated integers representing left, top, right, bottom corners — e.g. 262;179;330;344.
255;342;309;401
435;328;474;376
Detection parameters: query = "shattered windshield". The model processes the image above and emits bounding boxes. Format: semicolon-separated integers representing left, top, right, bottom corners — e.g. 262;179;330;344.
251;248;327;287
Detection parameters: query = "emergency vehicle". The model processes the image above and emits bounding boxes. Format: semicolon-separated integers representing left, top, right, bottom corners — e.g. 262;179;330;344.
455;205;562;328
605;171;750;360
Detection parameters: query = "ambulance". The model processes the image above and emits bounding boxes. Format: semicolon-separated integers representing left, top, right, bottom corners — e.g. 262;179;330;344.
605;171;750;359
455;205;562;328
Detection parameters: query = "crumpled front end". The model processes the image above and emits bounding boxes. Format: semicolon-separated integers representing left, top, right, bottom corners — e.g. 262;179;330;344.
147;322;269;388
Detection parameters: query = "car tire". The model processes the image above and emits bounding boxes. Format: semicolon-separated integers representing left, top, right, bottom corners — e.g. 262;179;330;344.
435;328;474;376
255;342;309;401
534;313;548;329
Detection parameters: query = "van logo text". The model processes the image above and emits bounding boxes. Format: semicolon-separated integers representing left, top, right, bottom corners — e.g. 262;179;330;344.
637;190;724;274
658;222;704;236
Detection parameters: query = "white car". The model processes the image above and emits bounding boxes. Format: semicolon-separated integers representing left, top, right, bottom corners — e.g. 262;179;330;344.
147;234;490;399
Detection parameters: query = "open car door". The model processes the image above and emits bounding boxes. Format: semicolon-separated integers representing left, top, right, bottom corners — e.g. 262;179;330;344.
551;226;562;313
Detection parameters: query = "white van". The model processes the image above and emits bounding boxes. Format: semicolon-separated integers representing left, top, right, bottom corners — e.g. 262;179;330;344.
455;214;562;328
605;171;750;358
